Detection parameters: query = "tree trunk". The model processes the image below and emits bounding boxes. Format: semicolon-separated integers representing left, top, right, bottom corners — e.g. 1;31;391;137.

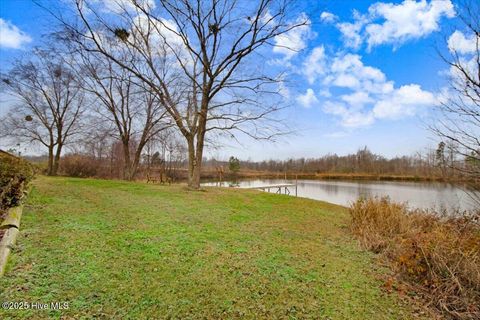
130;145;145;182
47;146;54;176
186;138;204;189
192;132;206;189
191;152;202;188
109;145;115;177
186;127;207;189
186;98;209;189
123;142;132;180
186;136;197;188
52;144;63;176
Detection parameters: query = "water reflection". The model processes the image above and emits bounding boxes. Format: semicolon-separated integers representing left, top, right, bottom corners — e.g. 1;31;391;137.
203;179;478;211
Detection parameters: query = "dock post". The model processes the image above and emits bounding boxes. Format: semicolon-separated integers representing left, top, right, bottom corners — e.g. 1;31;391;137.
295;175;298;197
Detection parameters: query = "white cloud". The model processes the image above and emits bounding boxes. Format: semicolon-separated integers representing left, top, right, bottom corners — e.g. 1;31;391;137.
337;10;367;50
319;89;331;98
341;111;375;127
373;84;437;119
320;11;337;23
278;80;291;99
335;0;455;50
323;101;375;127
132;15;184;49
296;88;318;108
445;31;479;103
0;19;32;49
92;0;156;14
447;30;477;55
333;74;360;88
273;13;312;60
341;91;373;107
326;53;392;94
365;0;455;49
260;10;274;25
303;45;326;84
304;48;438;127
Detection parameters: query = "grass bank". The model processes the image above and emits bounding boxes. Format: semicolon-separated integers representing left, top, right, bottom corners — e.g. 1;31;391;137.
1;176;418;319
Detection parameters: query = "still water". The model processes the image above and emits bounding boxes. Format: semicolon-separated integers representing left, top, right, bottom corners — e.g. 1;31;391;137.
203;179;478;211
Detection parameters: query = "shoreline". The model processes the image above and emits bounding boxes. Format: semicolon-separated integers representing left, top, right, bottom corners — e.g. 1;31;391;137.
200;172;469;184
196;169;478;184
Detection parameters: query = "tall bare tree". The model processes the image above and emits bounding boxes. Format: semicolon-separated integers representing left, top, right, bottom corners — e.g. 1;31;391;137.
53;0;306;188
0;47;84;175
435;1;480;202
73;50;171;180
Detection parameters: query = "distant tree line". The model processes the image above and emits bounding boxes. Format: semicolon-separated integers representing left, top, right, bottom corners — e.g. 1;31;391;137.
202;145;473;181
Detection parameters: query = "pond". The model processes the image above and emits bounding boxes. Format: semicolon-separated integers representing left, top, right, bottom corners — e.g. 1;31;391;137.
202;179;479;212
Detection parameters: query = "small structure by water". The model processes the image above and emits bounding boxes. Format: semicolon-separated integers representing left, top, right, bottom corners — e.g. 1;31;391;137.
247;183;297;196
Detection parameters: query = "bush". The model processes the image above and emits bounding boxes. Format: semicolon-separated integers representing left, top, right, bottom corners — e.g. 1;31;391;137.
350;197;480;319
0;152;35;215
349;197;411;253
60;155;99;178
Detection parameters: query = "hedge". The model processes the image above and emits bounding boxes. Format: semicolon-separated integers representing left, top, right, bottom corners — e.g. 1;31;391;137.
0;151;35;217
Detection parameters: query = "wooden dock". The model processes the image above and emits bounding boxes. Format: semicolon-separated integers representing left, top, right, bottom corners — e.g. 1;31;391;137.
247;183;297;196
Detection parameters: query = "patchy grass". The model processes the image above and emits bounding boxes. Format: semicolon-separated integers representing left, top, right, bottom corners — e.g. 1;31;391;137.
1;176;417;319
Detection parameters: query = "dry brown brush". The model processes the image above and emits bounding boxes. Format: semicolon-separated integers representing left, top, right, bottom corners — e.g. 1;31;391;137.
350;197;480;319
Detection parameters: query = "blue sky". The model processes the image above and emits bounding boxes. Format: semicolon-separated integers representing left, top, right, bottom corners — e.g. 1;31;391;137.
0;0;473;160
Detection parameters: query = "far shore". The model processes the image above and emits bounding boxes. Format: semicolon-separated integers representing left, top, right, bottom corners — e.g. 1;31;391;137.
199;170;475;184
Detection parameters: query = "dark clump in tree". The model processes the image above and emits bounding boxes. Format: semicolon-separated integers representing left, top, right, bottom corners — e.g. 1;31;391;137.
114;28;130;41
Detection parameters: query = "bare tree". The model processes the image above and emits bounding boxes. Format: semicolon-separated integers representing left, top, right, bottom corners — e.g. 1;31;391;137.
0;47;84;175
434;1;480;203
79;121;113;161
53;0;306;188
143;128;187;181
73;49;171;180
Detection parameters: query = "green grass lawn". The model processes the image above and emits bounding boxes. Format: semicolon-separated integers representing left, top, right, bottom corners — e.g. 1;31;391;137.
1;176;415;319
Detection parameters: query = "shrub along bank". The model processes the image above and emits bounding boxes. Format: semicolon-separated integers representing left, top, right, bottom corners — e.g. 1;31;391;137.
0;151;35;226
349;197;480;320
